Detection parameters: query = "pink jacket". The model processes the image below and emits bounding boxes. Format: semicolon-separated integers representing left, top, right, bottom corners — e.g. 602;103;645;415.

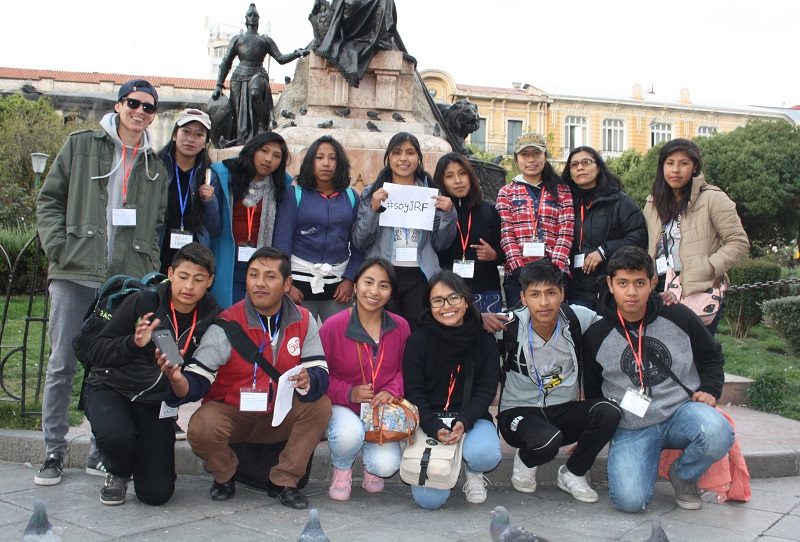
319;308;410;414
659;407;751;502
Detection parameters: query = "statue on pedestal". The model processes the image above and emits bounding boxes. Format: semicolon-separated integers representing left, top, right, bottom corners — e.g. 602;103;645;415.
210;3;309;147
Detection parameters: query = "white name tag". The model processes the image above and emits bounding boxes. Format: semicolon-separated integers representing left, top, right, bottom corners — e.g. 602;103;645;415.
158;401;179;419
656;256;668;275
395;247;417;262
170;230;194;249
522;242;545;257
620;388;652;418
573;253;585;268
112;208;137;226
240;390;269;412
453;259;475;278
439;417;455;427
238;245;257;262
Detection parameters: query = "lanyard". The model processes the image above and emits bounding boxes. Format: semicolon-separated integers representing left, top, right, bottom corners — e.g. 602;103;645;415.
524;184;546;241
253;311;281;389
173;163;195;231
121;143;141;205
169;300;198;353
444;366;461;412
456;210;472;260
527;317;561;398
356;340;385;386
578;202;592;250
617;310;646;393
245;205;257;244
661;214;681;260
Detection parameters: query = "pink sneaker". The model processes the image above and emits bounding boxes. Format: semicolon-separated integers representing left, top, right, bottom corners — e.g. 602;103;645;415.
362;468;385;493
328;467;352;501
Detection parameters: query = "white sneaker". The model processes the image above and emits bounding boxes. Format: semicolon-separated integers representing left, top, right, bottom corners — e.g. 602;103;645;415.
556;465;598;503
510;450;537;493
462;472;489;504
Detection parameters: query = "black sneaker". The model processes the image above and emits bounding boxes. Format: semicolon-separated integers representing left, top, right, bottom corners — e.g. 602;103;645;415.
669;463;701;510
86;455;108;477
210;478;236;501
100;474;129;506
34;453;64;486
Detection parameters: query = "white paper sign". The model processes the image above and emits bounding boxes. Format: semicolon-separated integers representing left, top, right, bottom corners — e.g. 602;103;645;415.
378;184;438;231
272;365;303;426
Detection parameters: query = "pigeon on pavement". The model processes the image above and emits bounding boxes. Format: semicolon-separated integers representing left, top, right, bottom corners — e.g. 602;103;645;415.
367;110;381;120
645;518;670;542
299;107;308;116
283;121;297;128
366;121;381;132
297;509;329;542
490;506;548;542
334;106;351;117
318;120;333;129
433;123;441;137
392;112;406;122
23;500;62;542
281;110;296;119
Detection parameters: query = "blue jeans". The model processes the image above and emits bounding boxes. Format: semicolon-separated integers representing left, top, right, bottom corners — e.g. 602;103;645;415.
607;401;734;513
325;405;401;477
411;419;502;509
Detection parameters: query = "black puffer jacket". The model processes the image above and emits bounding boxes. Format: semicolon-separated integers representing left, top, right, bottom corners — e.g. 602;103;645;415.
86;281;222;403
566;188;647;308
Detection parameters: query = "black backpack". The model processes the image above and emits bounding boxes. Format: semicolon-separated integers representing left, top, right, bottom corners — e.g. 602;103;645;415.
72;272;166;369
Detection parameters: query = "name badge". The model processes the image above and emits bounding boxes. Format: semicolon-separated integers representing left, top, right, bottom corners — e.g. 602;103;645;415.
170;229;194;249
395;247;417;262
238;244;257;262
656;256;668;275
573;253;585;269
112;208;137;226
620;388;652;418
158;401;179;419
453;259;475;278
439;417;455;427
240;387;269;412
522;242;545;257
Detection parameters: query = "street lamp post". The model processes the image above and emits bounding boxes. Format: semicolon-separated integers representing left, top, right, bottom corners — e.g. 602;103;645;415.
30;152;49;191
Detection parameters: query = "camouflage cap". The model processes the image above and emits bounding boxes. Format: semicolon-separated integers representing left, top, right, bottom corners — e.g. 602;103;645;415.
514;132;547;154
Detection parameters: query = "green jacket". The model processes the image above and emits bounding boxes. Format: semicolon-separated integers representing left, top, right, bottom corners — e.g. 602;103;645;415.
37;126;168;282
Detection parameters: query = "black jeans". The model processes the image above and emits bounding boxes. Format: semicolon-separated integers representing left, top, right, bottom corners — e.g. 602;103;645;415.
85;385;176;505
390;266;428;332
497;399;621;476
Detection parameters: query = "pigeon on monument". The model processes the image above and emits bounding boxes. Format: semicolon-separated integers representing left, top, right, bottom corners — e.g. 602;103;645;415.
281;110;297;119
391;112;406;122
433;123;441;137
285;76;292;84
492;155;504;165
23;500;62;542
334;106;351;117
270;119;279;130
490;506;548;542
367;110;381;120
297;508;329;542
318;120;334;129
366;121;381;132
283;121;297;128
645;518;670;542
299;107;308;116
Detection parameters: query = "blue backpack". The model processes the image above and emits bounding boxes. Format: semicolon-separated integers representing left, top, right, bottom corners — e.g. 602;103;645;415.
294;185;356;208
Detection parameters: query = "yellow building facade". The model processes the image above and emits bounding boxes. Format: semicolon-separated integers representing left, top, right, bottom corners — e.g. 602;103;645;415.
422;69;793;162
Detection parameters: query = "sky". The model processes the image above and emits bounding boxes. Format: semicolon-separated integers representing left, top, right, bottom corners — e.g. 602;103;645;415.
2;0;798;108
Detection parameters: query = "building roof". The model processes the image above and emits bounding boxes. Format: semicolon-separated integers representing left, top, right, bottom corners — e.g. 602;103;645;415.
0;67;286;93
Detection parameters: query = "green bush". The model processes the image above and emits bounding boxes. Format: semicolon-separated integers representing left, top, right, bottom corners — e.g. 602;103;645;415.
763;296;800;355
725;259;782;338
0;226;48;295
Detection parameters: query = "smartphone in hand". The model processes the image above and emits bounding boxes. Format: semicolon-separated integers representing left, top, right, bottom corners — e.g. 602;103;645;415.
152;329;185;367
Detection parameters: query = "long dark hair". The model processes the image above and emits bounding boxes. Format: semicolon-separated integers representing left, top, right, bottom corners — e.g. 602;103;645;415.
372;132;431;191
295;135;351;191
513;148;562;201
157;122;213;232
226;132;290;203
651;138;703;222
433;153;483;209
561;146;624;195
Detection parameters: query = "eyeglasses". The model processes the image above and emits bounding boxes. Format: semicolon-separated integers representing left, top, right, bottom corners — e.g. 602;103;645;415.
569;158;595;169
429;293;464;309
122;98;157;114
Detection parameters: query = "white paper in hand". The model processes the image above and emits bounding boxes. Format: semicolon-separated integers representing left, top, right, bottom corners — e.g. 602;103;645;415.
272;365;303;426
378;183;438;231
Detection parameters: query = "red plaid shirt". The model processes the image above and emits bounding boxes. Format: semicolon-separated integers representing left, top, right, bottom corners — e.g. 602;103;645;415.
496;177;575;272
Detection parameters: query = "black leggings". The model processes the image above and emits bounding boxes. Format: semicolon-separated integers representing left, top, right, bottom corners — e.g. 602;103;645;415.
389;266;428;332
85;385;176;505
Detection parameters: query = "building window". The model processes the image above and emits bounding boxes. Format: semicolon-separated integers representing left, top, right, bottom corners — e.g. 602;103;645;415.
471;118;487;151
507;119;523;155
698;126;718;137
602;119;625;153
564;116;587;151
214;46;227;58
651;122;672;146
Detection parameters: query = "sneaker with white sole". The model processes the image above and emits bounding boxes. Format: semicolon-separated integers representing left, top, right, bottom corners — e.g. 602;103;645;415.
86;456;108;477
556;465;598;503
34;453;64;486
462;472;489;504
100;474;129;505
510;450;537;493
669;463;701;510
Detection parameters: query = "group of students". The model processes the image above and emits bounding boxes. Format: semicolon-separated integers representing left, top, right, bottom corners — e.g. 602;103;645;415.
34;78;749;514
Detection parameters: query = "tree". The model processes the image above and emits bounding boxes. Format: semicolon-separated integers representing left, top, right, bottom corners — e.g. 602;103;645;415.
0;95;80;228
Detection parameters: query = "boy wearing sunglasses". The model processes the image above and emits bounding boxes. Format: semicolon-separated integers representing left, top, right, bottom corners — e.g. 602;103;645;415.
35;79;168;486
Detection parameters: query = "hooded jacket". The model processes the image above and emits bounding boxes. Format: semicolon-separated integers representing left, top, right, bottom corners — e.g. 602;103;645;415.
583;290;725;430
37;113;168;283
86;281;222;404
